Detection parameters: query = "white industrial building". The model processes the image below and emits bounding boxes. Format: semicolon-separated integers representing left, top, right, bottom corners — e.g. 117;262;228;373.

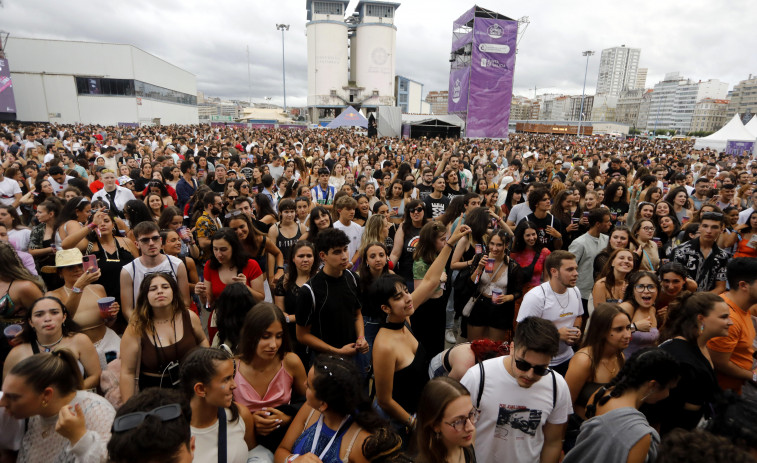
306;0;399;123
4;37;198;125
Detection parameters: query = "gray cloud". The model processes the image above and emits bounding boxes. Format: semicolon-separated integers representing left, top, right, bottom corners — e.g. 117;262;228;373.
2;0;755;108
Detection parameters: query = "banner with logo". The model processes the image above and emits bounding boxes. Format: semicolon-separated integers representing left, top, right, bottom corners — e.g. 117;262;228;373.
447;66;470;113
725;140;755;155
467;17;518;139
0;59;17;115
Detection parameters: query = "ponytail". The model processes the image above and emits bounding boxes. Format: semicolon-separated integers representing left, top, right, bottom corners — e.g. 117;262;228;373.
9;349;83;394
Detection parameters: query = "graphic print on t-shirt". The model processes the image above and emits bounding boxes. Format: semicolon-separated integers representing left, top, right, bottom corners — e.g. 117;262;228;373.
495;404;542;438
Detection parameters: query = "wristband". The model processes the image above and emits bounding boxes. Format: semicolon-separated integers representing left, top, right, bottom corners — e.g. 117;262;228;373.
71;286;83;294
445;241;455;249
87;222;97;230
630;322;637;333
286;454;299;463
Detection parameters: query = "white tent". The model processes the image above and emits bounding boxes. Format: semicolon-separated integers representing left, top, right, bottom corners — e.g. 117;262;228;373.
694;114;756;152
745;116;757;137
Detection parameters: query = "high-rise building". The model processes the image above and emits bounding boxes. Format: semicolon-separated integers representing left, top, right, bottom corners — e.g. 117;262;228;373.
591;94;618;122
425;90;448;115
645;72;728;134
691;98;730;133
637;89;653;129
635;68;648;90
726;74;757;120
595;45;641;97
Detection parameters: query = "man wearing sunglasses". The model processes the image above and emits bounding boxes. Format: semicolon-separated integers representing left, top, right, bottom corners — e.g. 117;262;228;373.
461;317;571;463
120;221;190;320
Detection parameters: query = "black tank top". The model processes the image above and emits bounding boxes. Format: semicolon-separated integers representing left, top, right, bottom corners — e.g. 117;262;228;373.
275;223;302;262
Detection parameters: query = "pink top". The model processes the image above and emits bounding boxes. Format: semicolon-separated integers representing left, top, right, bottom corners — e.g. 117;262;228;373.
233;362;293;412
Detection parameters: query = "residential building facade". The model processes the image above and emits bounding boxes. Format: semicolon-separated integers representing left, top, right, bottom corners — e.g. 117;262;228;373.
690;98;730;133
726;74;757;120
426;90;448;115
595;45;641;97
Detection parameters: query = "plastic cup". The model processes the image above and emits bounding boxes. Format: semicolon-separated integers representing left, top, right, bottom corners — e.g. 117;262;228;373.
485;258;495;273
3;324;22;340
178;226;192;243
475;244;483;254
572;217;579;224
681;216;690;225
491;287;503;300
652;237;661;244
583;211;589;218
98;297;115;319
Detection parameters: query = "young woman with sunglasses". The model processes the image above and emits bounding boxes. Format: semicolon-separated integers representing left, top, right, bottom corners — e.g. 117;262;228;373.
180;346;258;463
415;377;478;463
3;296;102;390
0;350;115;463
562;348;680;463
619;272;660;357
389;199;428;291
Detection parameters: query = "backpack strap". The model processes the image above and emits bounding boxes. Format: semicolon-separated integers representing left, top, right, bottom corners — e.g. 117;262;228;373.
550;369;557;408
217;407;227;463
476;361;485;408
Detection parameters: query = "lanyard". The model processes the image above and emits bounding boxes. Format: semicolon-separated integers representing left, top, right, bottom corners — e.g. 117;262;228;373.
310;414;351;459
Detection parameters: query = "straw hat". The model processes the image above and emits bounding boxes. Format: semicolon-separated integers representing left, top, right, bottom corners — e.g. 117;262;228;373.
41;248;85;273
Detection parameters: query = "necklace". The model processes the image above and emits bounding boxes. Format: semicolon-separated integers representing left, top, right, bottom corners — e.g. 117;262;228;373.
600;357;618;376
550;284;570;310
383;320;406;330
154;318;172;325
37;335;64;353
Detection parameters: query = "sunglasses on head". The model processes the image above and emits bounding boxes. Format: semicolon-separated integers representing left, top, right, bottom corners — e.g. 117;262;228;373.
514;357;551;376
112;403;182;433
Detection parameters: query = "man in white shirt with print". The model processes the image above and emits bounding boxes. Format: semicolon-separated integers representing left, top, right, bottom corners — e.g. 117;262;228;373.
461;317;571;463
517;250;583;376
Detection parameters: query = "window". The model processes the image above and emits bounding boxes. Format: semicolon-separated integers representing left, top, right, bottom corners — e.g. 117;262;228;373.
366;4;393;18
313;1;343;15
75;77;134;97
330;90;337;97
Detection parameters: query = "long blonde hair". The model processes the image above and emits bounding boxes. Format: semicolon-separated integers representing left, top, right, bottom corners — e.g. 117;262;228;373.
130;273;186;337
360;214;388;254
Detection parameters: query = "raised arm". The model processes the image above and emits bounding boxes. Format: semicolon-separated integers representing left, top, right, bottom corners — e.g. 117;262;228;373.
411;220;470;308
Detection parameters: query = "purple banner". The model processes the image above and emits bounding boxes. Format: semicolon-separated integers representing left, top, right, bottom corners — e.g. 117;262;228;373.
0;59;17;114
467;17;518;139
402;124;411;139
448;66;471;114
278;124;307;130
726;140;755;155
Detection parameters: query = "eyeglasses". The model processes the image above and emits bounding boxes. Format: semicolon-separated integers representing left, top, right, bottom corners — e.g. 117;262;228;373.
513;357;551;376
634;284;657;293
641;226;655;231
410;207;424;214
444;408;481;432
138;236;162;244
225;210;244;219
112;403;182;433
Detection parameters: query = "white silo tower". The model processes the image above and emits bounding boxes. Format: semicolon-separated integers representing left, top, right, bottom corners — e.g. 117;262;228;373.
306;0;350;123
351;1;400;111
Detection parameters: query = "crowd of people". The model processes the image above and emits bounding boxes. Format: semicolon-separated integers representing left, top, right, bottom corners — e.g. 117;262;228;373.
0;121;756;462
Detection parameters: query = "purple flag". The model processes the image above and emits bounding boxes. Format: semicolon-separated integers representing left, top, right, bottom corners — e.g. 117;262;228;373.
448;66;471;113
467;17;518;138
0;59;17;114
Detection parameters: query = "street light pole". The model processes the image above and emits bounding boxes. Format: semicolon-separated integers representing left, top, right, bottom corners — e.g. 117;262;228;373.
276;24;290;112
577;50;594;137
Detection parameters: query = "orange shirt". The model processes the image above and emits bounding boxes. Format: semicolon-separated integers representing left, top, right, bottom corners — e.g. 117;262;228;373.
706;293;756;394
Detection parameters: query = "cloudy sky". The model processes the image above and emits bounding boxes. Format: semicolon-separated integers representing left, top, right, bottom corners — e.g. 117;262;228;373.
2;0;755;107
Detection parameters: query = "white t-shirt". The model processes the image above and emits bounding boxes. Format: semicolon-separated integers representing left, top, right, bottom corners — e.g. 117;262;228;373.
123;255;184;307
334;220;364;260
517;283;584;366
508;202;532;224
460;357;572;463
191;408;249;463
0;177;21;207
